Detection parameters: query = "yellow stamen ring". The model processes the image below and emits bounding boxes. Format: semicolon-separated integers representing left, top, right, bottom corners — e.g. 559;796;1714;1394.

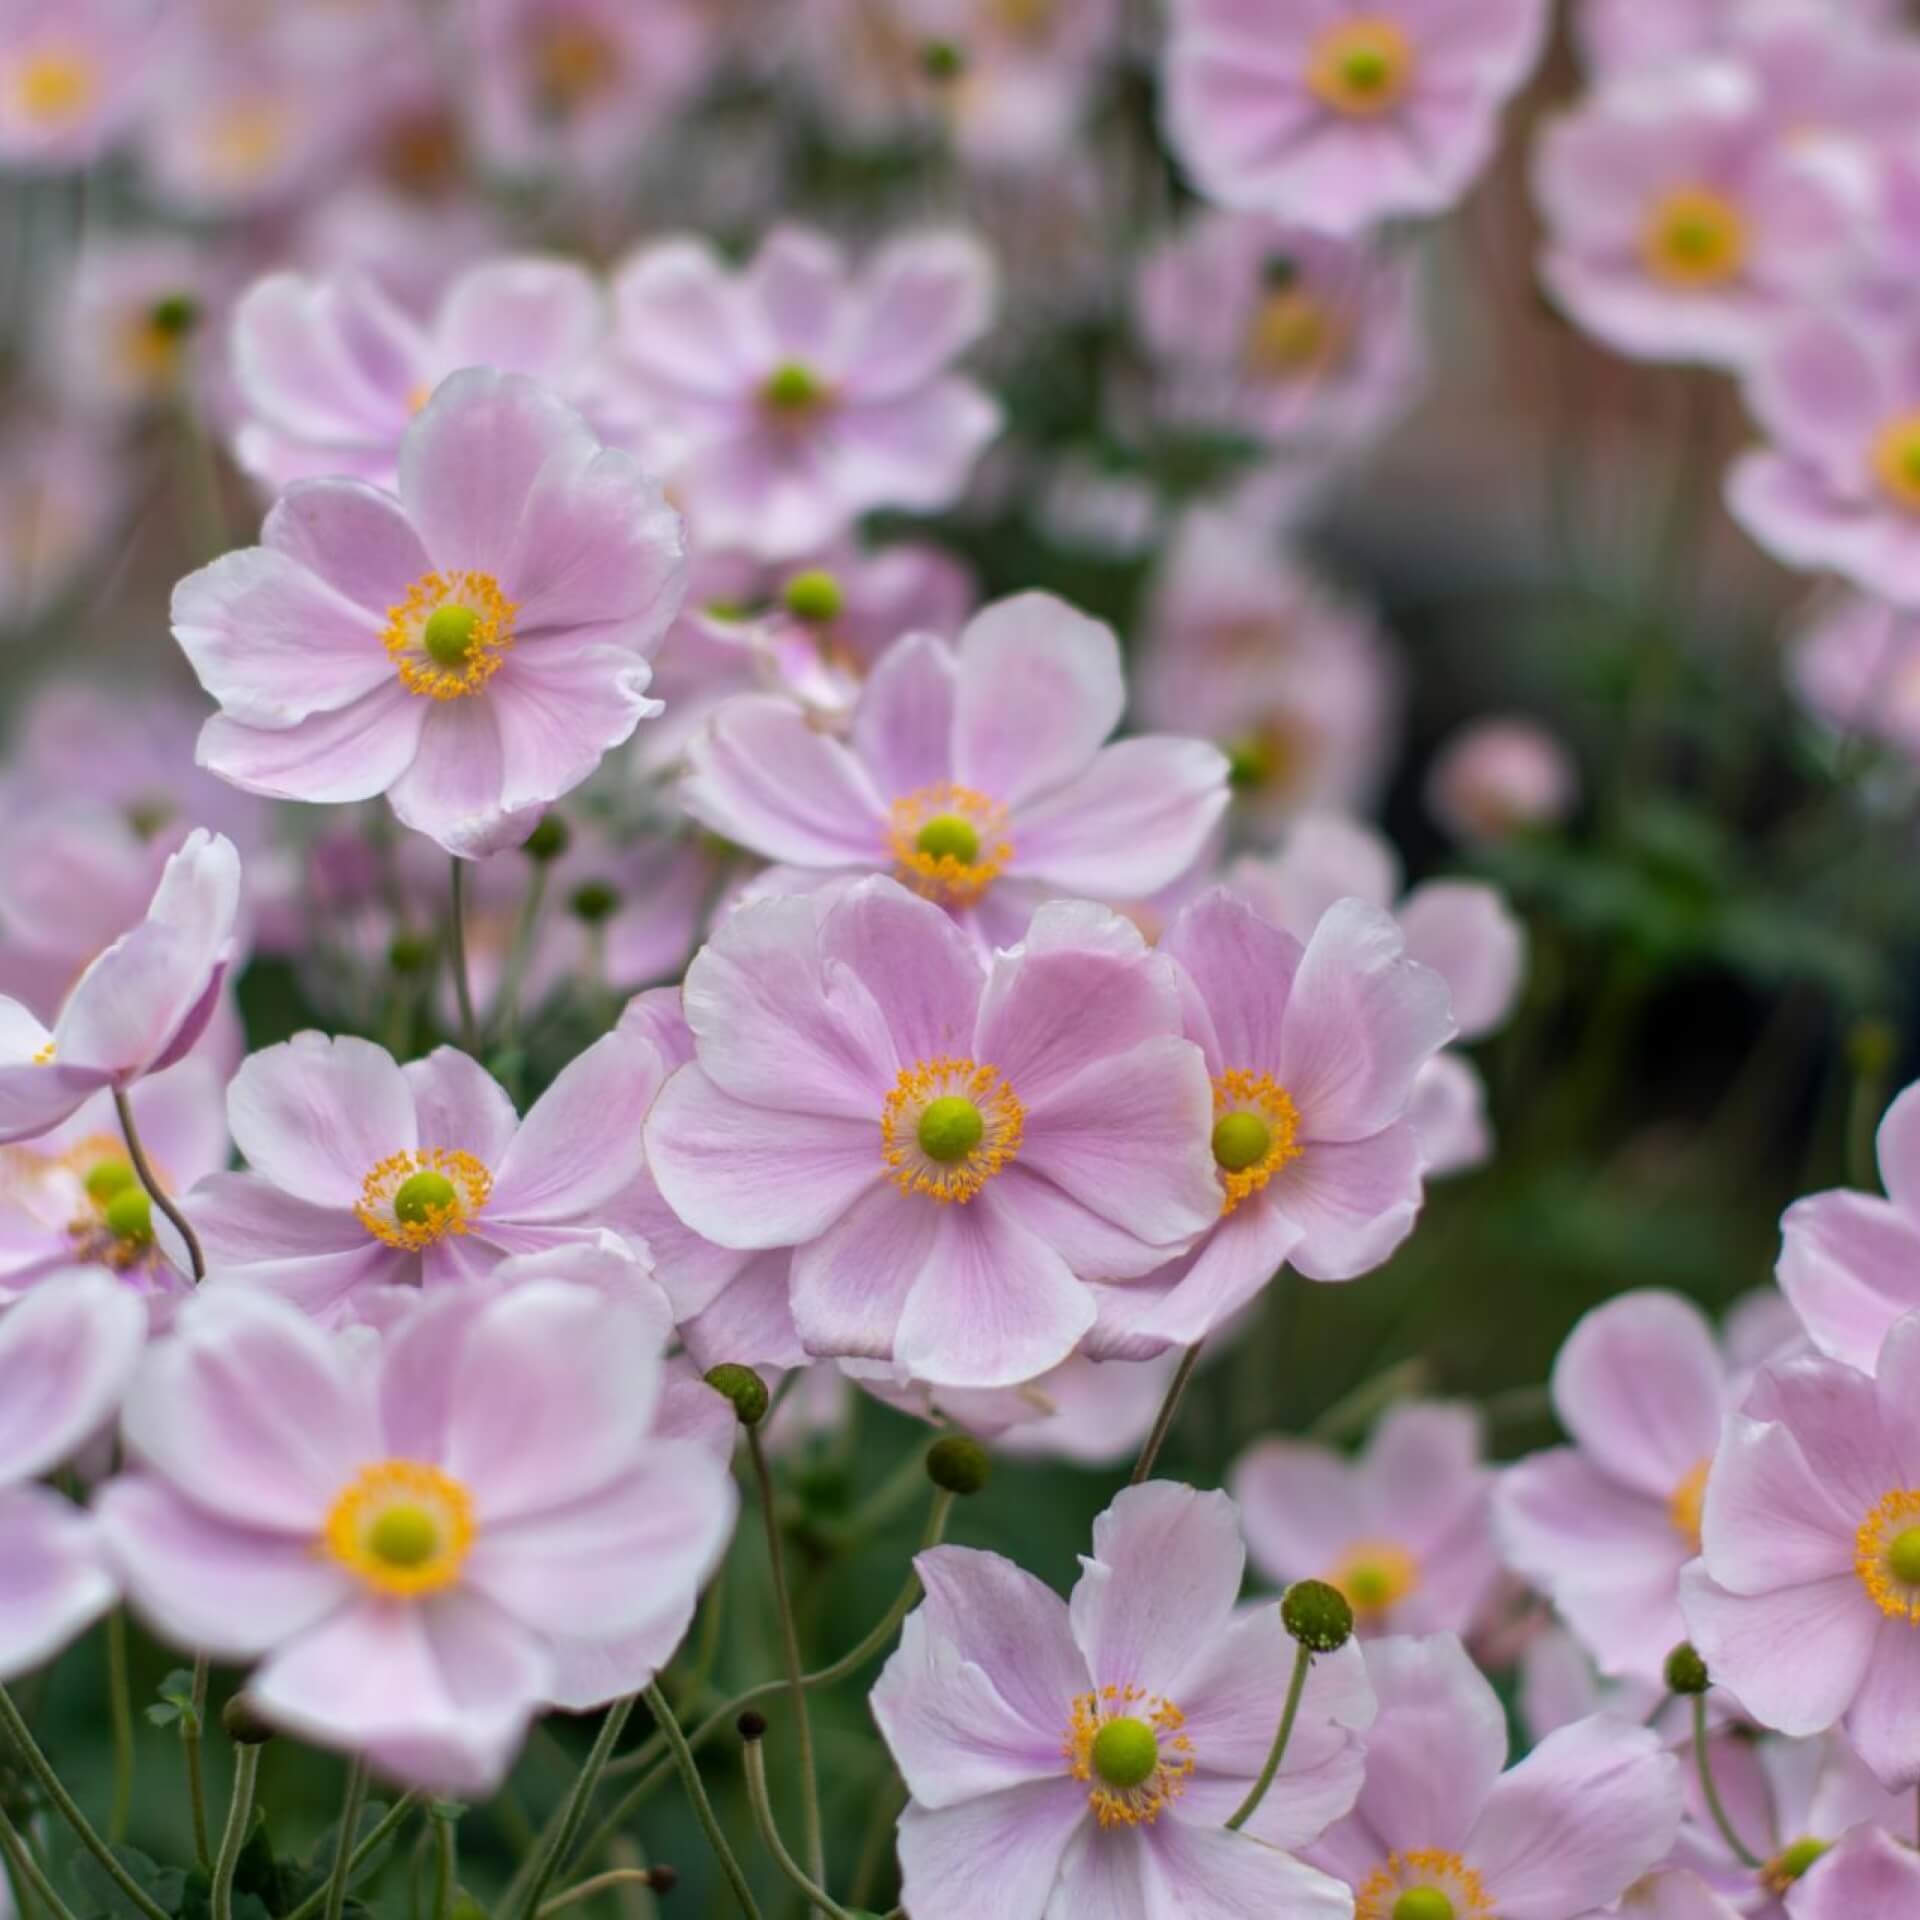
1063;1686;1195;1829
1326;1539;1420;1618
1355;1852;1493;1920
1210;1069;1302;1214
880;1058;1022;1204
356;1148;492;1250
887;784;1012;907
1858;1489;1920;1619
382;570;516;700
1874;414;1920;515
323;1460;474;1597
1307;19;1415;117
1669;1458;1711;1551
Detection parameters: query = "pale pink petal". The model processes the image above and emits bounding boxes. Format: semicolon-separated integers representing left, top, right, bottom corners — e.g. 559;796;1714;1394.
1161;889;1305;1075
845;231;997;401
0;1486;117;1681
896;1788;1085;1920
227;1031;416;1209
788;1177;939;1361
1233;1437;1362;1583
385;697;520;860
196;685;426;807
1351;1633;1507;1849
1777;1190;1920;1373
1700;1415;1854;1595
433;258;604;383
1788;1825;1920;1917
403;1048;520;1167
488;1030;654;1223
0;1272;145;1481
1396;881;1524;1040
1874;1080;1920;1225
610;237;759;398
487;645;664;823
1266;1125;1425;1282
1143;1818;1355;1920
851;631;959;800
262;478;432;618
1842;1619;1920;1791
190;1175;405;1322
818;873;984;1066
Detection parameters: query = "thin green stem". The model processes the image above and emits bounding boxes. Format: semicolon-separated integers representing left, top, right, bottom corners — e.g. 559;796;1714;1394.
448;859;478;1053
1;1801;81;1920
321;1758;370;1920
1692;1697;1761;1871
1225;1643;1311;1831
113;1089;205;1282
103;1610;134;1844
1130;1343;1203;1485
211;1744;261;1920
512;1697;635;1920
182;1655;211;1870
745;1426;825;1905
640;1685;760;1920
431;1806;457;1920
537;1869;664;1917
740;1741;850;1920
488;863;550;1049
0;1686;171;1920
279;1794;424;1920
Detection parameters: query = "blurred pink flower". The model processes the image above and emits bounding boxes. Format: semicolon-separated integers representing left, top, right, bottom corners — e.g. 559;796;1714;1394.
43;233;222;421
0;0;160;170
1427;713;1578;843
1164;0;1550;236
173;370;684;858
608;225;1000;558
98;1281;734;1788
645;881;1221;1388
1789;591;1920;761
1234;1403;1498;1640
1576;0;1902;84
871;1482;1367;1920
0;420;126;630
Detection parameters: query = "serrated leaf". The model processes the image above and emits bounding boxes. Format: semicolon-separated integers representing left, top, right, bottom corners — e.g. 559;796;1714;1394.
69;1847;187;1920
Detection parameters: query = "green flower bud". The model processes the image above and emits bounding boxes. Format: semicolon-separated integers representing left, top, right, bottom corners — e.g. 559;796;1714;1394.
570;880;620;924
926;1434;991;1496
1281;1579;1353;1653
221;1695;276;1745
705;1363;770;1427
1665;1642;1710;1696
522;814;571;862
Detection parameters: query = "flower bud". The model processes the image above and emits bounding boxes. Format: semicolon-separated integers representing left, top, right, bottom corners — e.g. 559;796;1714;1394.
570;880;620;924
921;39;966;80
388;931;435;975
522;814;571;863
149;294;200;338
704;1363;770;1427
221;1694;276;1745
737;1710;768;1742
1665;1642;1710;1696
1281;1579;1353;1653
926;1434;990;1496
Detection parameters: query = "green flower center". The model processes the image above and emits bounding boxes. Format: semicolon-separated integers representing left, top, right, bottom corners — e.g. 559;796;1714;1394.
393;1169;458;1226
422;604;480;668
915;814;981;865
1345;1561;1396;1608
84;1158;138;1207
918;1097;985;1164
1394;1892;1454;1920
365;1502;442;1570
782;568;843;624
102;1187;153;1246
1342;47;1390;92
1089;1717;1158;1790
763;361;824;413
1771;1836;1828;1884
1890;1528;1920;1585
1212;1111;1273;1172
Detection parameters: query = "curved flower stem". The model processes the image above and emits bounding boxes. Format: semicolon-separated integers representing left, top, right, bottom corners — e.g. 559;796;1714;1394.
211;1743;261;1920
1;1801;82;1920
0;1686;172;1920
740;1739;851;1920
488;863;550;1050
321;1757;370;1920
745;1426;825;1905
1692;1697;1761;1871
536;1868;669;1917
510;1697;635;1920
182;1656;211;1870
103;1610;134;1845
641;1685;760;1920
112;1088;205;1282
279;1794;424;1920
447;859;479;1055
1225;1643;1311;1832
1130;1343;1204;1485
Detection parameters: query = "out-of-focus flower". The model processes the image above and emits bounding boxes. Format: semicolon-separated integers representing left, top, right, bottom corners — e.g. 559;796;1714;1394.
1534;67;1859;373
1135;511;1401;837
228;257;612;492
0;831;241;1146
1681;1311;1920;1791
872;1481;1368;1920
1789;591;1920;762
1228;812;1525;1178
1234;1404;1497;1640
43;234;221;421
608;225;1000;558
0;0;160;170
0;1271;145;1678
1086;891;1453;1359
0;1062;227;1319
646;881;1221;1388
1164;0;1550;236
190;1027;662;1326
288;186;508;322
0;420;125;631
173;370;684;858
1728;305;1920;607
98;1281;735;1788
1575;0;1902;85
1308;1633;1681;1917
1495;1290;1742;1684
1786;1825;1920;1916
683;592;1229;947
1426;713;1578;844
1135;211;1423;456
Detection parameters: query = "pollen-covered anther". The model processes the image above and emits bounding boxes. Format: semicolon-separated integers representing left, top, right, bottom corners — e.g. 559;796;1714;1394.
1669;1458;1710;1550
1874;414;1920;514
1642;186;1747;289
881;1057;1023;1203
1062;1686;1195;1829
1244;287;1344;381
1855;1489;1920;1619
761;360;830;416
382;570;517;700
323;1459;475;1597
1307;18;1414;117
355;1147;492;1249
1326;1539;1419;1619
13;49;98;125
1210;1068;1303;1213
1355;1851;1493;1920
888;783;1013;906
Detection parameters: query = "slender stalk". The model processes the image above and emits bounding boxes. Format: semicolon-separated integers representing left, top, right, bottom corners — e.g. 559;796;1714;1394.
537;1869;667;1917
182;1655;211;1870
1692;1698;1762;1871
488;863;550;1048
321;1758;371;1920
430;1806;457;1920
103;1610;134;1844
740;1741;850;1920
511;1697;635;1920
0;1802;81;1920
279;1794;424;1920
641;1685;760;1920
745;1426;825;1905
211;1744;261;1920
1130;1343;1204;1485
1225;1643;1311;1831
112;1089;205;1282
447;858;478;1053
846;1768;906;1914
0;1686;172;1920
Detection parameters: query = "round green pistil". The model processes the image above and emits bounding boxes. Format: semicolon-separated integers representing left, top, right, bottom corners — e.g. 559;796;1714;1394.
393;1169;457;1226
84;1158;138;1207
782;568;843;624
1669;219;1716;262
102;1186;153;1246
915;813;980;866
422;604;480;668
1890;1527;1920;1585
763;361;823;412
1090;1717;1158;1791
1212;1111;1272;1173
1903;443;1920;487
1771;1837;1828;1884
1342;47;1390;91
367;1503;440;1569
1393;1891;1454;1920
918;1096;984;1165
1344;1561;1394;1609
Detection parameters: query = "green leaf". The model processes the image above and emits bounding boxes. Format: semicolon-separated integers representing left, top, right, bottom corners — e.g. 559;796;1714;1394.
69;1846;187;1920
145;1669;200;1731
288;1804;395;1905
